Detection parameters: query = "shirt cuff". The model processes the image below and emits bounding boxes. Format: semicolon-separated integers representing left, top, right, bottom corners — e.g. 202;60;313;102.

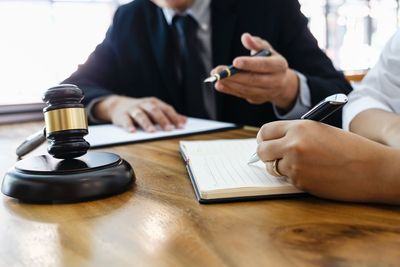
273;71;311;120
342;96;392;131
86;96;109;124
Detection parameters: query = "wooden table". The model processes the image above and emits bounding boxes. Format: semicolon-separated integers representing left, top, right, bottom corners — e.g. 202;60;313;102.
1;122;400;267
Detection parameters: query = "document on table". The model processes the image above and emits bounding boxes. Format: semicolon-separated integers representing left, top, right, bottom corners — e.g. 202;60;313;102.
86;117;237;148
180;138;303;203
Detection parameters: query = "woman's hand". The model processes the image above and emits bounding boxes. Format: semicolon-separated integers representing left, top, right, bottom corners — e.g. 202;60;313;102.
257;120;400;204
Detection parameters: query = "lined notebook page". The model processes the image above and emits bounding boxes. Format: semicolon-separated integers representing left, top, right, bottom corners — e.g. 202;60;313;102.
180;139;294;194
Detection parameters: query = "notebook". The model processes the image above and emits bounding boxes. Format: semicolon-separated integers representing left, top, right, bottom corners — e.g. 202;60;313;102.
86;117;237;148
180;138;303;203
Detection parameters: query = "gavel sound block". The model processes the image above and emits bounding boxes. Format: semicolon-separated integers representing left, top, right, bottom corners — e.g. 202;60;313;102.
2;85;135;202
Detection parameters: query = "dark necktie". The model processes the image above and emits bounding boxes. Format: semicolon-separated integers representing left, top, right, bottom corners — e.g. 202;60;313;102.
172;14;211;119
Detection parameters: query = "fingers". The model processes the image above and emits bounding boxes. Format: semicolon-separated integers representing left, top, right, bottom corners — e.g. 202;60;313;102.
257;121;293;143
137;98;188;132
233;55;287;74
129;108;156;133
105;95;186;133
158;102;187;129
257;139;286;162
212;34;281;76
241;33;273;53
265;158;289;178
211;65;228;76
215;79;269;104
131;98;186;132
255;122;293;178
265;161;275;177
220;70;283;90
112;113;136;133
140;102;175;131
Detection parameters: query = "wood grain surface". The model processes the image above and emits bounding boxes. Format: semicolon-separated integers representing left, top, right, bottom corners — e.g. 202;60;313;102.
0;122;400;267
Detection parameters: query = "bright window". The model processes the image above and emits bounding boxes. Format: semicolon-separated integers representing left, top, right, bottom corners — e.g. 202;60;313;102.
300;0;400;71
1;0;399;106
0;0;127;106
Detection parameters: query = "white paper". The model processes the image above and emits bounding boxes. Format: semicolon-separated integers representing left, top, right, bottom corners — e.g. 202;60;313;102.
87;117;236;148
181;139;292;192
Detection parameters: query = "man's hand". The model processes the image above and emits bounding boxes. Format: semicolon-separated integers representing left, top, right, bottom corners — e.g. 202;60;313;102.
94;95;187;132
211;33;299;111
256;120;400;204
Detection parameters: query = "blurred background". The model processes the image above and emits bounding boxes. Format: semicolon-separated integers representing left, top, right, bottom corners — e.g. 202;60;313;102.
0;0;399;106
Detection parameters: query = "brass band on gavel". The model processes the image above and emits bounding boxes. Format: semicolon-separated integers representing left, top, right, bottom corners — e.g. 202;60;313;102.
44;108;88;133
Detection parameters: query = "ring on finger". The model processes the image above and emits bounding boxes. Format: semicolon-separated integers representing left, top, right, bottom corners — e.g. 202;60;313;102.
272;159;284;177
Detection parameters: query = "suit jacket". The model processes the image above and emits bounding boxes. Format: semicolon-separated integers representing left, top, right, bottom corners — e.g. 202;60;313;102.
63;0;352;127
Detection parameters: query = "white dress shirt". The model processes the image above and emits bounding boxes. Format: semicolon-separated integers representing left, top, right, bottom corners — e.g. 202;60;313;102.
343;30;400;131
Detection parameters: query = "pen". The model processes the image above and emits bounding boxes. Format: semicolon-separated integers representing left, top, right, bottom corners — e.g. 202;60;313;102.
247;93;348;164
16;127;46;158
203;49;272;84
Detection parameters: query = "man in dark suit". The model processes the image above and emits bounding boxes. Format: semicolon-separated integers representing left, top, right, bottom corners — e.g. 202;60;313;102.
64;0;352;132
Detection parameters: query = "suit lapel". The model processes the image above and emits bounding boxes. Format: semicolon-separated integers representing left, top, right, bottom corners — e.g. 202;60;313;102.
144;2;183;110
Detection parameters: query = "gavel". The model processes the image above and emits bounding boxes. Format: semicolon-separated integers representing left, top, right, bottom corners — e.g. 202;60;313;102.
16;84;90;159
4;84;135;202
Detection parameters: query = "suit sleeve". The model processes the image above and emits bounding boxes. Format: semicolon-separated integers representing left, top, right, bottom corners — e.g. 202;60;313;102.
278;0;353;127
62;9;122;106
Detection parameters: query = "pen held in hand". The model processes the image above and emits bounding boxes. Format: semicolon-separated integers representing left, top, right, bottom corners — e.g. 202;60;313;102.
204;49;272;84
248;93;348;164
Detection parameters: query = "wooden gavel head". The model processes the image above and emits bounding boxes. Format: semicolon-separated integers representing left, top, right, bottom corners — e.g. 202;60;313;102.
43;84;90;159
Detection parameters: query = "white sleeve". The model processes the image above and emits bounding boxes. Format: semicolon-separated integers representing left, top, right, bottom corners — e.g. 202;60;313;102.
343;30;400;131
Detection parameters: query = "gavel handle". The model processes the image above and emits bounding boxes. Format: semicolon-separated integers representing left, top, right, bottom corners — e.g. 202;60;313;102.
16;127;46;158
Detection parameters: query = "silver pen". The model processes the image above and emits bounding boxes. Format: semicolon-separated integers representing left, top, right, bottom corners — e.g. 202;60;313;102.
248;93;348;164
16;127;46;158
